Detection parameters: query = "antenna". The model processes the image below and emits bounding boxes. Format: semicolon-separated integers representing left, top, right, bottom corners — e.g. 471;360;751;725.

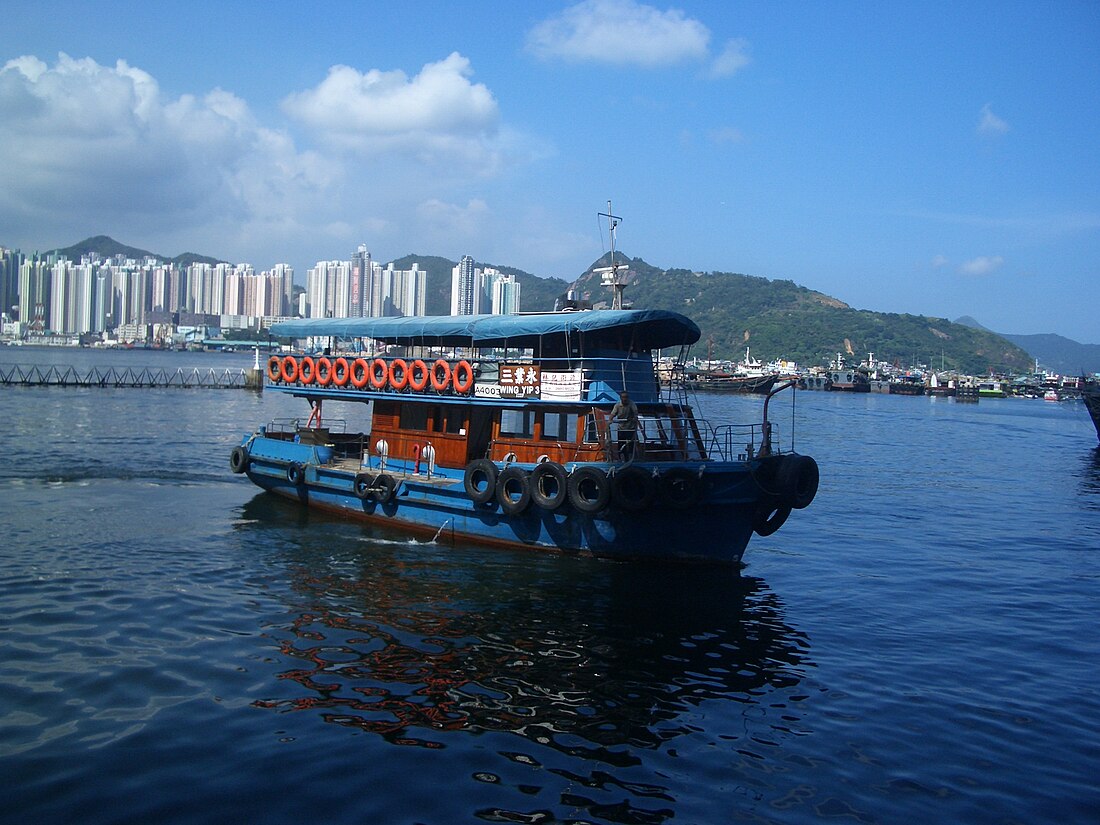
593;200;626;310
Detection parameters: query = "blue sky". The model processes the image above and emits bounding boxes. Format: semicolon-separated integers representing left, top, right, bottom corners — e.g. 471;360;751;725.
2;0;1097;342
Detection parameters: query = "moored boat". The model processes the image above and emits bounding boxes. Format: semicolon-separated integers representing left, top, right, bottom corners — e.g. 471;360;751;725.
684;369;778;394
230;310;819;564
824;354;870;392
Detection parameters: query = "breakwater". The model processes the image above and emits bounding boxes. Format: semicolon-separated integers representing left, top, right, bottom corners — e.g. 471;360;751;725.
0;363;262;390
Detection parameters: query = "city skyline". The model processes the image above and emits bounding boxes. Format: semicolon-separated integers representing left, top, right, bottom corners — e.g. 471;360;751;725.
1;2;1098;343
0;240;523;340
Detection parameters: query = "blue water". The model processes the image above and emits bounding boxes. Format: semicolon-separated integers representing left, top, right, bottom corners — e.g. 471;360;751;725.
2;347;1098;824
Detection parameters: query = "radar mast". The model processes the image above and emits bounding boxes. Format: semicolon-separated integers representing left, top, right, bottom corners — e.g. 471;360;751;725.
594;200;626;310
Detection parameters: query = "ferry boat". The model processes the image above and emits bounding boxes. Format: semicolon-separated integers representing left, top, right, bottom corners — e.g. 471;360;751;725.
229;309;819;564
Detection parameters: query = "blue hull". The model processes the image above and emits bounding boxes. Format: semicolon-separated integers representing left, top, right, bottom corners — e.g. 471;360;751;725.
239;435;767;564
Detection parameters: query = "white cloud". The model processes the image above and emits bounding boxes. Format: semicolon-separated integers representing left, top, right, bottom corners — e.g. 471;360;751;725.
0;52;548;273
0;53;332;251
279;53;535;184
527;0;710;67
959;255;1004;276
416;198;491;239
282;53;498;147
710;38;751;78
977;103;1009;136
931;254;949;269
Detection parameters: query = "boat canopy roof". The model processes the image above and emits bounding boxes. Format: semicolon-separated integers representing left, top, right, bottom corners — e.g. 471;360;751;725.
269;309;700;351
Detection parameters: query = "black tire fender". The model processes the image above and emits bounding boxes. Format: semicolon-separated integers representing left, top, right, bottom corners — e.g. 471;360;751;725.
353;472;375;501
753;499;791;536
287;462;305;486
611;465;656;511
530;461;568;510
568;466;610;514
776;454;819;510
371;473;397;504
229;446;248;474
496;466;531;514
463;459;498;504
660;467;701;509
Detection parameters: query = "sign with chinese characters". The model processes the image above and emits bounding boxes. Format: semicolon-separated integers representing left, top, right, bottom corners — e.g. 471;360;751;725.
540;369;584;401
499;364;541;398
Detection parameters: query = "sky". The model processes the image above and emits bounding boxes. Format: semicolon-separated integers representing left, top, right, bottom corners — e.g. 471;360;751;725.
1;0;1098;343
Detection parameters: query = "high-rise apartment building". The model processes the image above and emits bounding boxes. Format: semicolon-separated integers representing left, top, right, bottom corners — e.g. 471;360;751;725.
0;247;21;321
451;257;520;315
306;247;426;320
18;257;49;331
351;245;371;317
491;272;521;315
450;255;477;315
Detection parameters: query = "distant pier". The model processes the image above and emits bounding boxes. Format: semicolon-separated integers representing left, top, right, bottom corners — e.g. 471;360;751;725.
0;364;263;390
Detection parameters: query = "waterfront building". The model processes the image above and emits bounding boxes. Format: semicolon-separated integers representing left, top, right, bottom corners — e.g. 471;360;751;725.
351;245;371;317
491;272;521;314
306;260;350;318
0;247;21;321
18;257;49;332
306;248;425;320
271;264;293;318
450;255;478;315
451;256;518;316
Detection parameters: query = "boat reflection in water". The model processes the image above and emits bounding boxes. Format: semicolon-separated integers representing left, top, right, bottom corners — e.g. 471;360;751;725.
248;496;811;819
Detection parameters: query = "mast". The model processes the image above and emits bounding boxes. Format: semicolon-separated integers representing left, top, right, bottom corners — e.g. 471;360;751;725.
595;200;626;310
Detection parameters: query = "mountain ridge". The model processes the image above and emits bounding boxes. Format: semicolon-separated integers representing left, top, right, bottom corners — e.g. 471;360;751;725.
49;235;226;268
955;317;1100;375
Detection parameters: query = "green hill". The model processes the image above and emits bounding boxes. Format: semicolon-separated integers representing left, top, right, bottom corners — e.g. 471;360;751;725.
956;317;1100;375
566;254;1033;374
51;235;225;268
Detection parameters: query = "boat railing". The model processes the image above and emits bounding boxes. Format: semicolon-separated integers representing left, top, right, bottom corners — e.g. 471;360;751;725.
699;420;774;461
631;413;706;461
265;417;349;438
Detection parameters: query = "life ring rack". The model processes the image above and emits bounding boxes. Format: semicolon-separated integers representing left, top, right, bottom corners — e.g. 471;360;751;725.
267;355;479;395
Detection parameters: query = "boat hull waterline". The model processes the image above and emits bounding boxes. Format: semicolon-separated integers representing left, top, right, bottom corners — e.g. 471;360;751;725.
236;435;815;563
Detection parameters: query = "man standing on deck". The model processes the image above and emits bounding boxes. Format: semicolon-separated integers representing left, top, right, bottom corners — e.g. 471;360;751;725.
610;390;639;461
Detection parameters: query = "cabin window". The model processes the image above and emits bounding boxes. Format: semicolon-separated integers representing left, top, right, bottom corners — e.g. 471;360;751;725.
542;412;578;442
500;409;535;438
399;404;430;432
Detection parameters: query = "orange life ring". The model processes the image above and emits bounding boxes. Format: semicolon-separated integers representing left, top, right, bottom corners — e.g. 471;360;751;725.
430;359;451;392
369;358;389;390
453;360;474;394
408;359;429;391
280;355;299;383
332;357;350;387
314;357;332;386
389;358;409;391
266;356;281;382
298;356;316;384
350;357;370;389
